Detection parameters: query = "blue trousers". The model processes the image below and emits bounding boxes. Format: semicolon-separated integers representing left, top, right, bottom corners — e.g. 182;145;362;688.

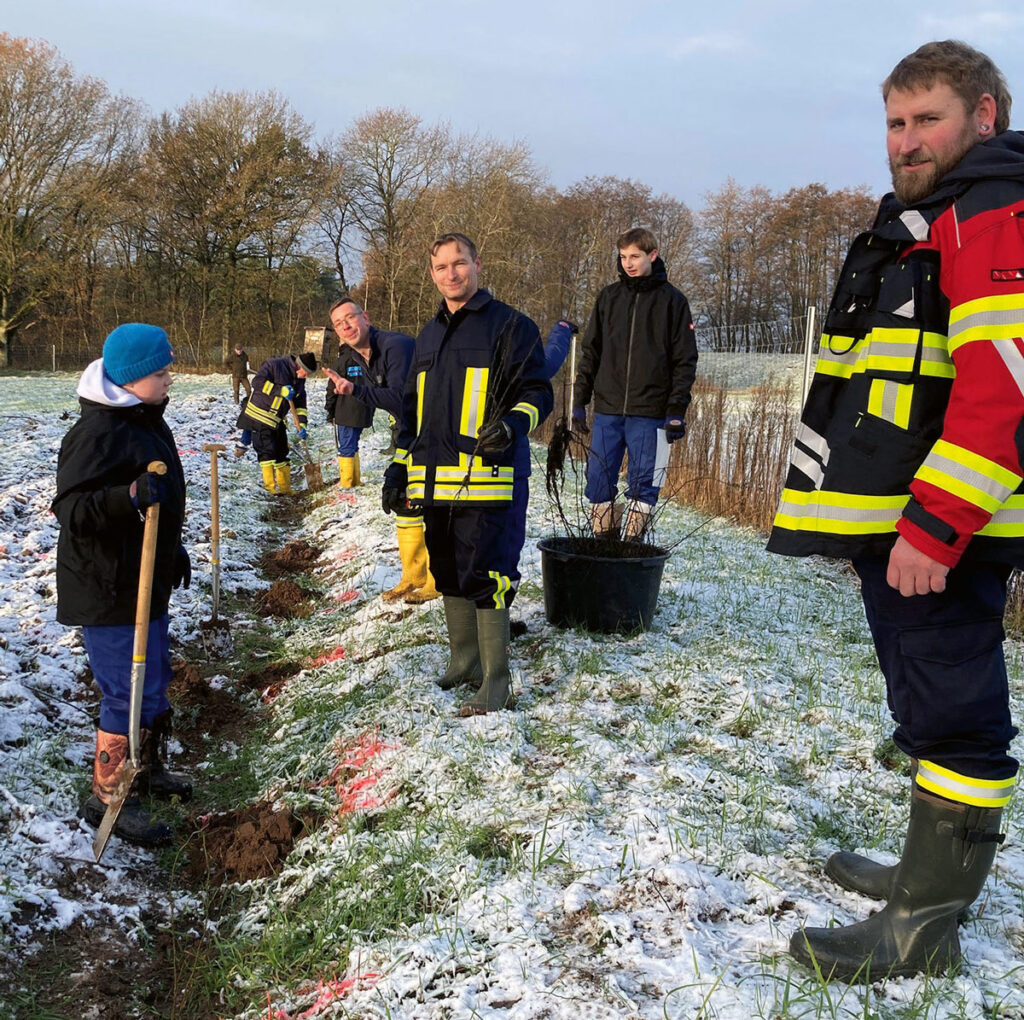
584;413;662;505
853;556;1018;781
334;425;362;457
423;506;521;609
83;615;173;733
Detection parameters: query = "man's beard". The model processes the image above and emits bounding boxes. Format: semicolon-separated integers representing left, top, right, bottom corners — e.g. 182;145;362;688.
889;128;979;204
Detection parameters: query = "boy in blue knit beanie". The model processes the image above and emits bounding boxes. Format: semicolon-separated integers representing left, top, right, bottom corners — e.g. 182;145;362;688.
52;323;193;848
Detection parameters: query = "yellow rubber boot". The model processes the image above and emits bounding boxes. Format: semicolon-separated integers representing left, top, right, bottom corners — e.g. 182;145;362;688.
274;462;292;494
260;461;277;493
405;547;441;604
382;519;427;602
338;456;358;488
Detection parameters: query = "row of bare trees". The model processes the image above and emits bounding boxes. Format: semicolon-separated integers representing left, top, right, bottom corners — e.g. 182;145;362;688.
1;34;879;370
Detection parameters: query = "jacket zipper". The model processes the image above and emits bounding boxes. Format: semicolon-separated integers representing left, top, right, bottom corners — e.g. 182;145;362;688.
622;295;638;415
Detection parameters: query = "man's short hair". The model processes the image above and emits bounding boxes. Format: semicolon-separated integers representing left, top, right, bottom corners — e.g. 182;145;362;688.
328;296;362;316
883;40;1012;135
430;232;478;260
616;227;658;254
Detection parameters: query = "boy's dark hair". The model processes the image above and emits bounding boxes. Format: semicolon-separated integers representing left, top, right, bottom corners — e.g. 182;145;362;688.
616;227;658;254
430;232;478;260
883;40;1012;134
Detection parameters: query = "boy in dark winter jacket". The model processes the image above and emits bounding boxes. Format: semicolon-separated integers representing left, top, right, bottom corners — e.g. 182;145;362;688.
53;322;192;847
572;227;698;541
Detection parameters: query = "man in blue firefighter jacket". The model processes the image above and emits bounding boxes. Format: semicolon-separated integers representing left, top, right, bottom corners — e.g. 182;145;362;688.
382;232;553;715
771;41;1024;981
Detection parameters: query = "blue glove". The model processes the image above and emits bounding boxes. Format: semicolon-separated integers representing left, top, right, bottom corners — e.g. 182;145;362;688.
173;544;191;589
571;407;589;435
477;419;513;456
281;385;294;401
663;415;686;443
130;470;166;510
298;426;308;441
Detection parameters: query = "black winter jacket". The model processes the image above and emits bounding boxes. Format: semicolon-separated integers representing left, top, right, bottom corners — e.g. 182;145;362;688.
52;361;186;626
324;326;414;428
574;256;698;419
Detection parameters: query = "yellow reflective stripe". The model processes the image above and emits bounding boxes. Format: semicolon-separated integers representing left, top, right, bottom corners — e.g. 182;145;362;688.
395;515;424;529
949;293;1024;352
867;379;912;428
511;401;540;431
488;571;512;609
244;403;281;427
920;332;954;378
416;371;426;437
863;327;919;373
433;486;513;501
774;488;906;534
979;494;1024;536
816;334;861;378
917;439;1021;512
916;761;1014;808
261;380;275;395
460;366;489;437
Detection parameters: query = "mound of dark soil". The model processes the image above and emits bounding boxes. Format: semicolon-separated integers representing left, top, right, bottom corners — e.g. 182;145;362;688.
258;579;312;617
260;539;322;576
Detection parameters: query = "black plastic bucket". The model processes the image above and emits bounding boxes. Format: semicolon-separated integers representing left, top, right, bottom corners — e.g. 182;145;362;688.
538;536;669;634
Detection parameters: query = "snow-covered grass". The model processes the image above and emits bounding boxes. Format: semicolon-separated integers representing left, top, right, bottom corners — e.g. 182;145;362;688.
1;372;1023;1019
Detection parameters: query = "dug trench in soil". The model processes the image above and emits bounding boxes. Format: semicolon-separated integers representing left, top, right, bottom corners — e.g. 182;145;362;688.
260;539;322;577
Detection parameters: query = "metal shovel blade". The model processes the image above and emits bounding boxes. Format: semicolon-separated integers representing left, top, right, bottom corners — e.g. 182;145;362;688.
91;759;143;861
200;616;233;658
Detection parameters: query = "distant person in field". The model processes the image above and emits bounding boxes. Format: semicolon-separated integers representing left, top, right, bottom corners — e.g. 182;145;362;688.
382;232;552;714
227;342;251;404
237;351;318;494
52;323;191;847
572;227;697;542
770;40;1024;981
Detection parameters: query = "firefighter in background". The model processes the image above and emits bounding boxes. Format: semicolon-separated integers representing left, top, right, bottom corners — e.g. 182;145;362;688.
383;232;552;715
239;351;318;494
769;41;1024;980
325;297;440;604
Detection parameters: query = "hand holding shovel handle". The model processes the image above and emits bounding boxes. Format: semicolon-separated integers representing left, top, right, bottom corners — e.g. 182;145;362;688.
92;460;167;861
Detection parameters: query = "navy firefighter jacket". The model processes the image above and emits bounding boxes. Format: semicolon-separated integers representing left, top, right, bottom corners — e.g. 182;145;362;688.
395;289;553;507
240;356;309;431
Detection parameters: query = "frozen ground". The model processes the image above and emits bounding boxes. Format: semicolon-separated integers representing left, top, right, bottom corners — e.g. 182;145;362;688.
1;371;1023;1019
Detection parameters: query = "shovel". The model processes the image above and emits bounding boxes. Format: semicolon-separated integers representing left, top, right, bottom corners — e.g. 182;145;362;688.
200;443;233;657
288;402;324;491
93;460;166;862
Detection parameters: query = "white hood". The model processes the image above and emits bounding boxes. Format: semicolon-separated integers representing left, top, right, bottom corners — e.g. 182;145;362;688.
76;359;141;408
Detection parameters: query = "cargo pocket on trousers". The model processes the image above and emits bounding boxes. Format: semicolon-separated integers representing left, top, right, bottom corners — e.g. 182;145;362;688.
897;618;1006;745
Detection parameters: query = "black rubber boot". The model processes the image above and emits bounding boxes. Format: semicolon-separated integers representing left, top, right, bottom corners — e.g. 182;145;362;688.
459;608;511;716
436;596;482;690
791;790;1004;982
825;762;918;901
140;709;193;801
79;795;173;847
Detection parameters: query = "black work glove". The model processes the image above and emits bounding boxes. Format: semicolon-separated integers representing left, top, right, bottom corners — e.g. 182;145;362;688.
571;408;589;435
130;470;166;510
173;544;191;589
381;461;409;515
663;415;686;443
477;419;514;456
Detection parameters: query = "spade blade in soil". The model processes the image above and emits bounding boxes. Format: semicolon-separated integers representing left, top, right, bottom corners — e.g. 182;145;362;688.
304;462;324;491
92;760;143;862
200;616;233;658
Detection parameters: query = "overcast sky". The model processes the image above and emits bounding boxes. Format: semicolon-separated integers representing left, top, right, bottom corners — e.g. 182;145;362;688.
4;0;1024;209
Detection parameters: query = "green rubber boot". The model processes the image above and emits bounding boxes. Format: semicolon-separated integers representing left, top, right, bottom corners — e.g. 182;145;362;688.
436;596;482;690
459;608;512;716
791;790;1004;982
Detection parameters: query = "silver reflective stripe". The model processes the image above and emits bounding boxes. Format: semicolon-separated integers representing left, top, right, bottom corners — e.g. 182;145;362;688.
790;447;824;487
920;447;1016;503
796;422;830;463
951;307;1024;343
775;496;900;524
993;338;1024;399
893;296;915;318
917;761;1014;805
900;209;930;240
877;380;901;422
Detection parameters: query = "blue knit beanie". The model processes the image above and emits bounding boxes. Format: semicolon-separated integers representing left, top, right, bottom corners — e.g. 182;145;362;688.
102;324;174;385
